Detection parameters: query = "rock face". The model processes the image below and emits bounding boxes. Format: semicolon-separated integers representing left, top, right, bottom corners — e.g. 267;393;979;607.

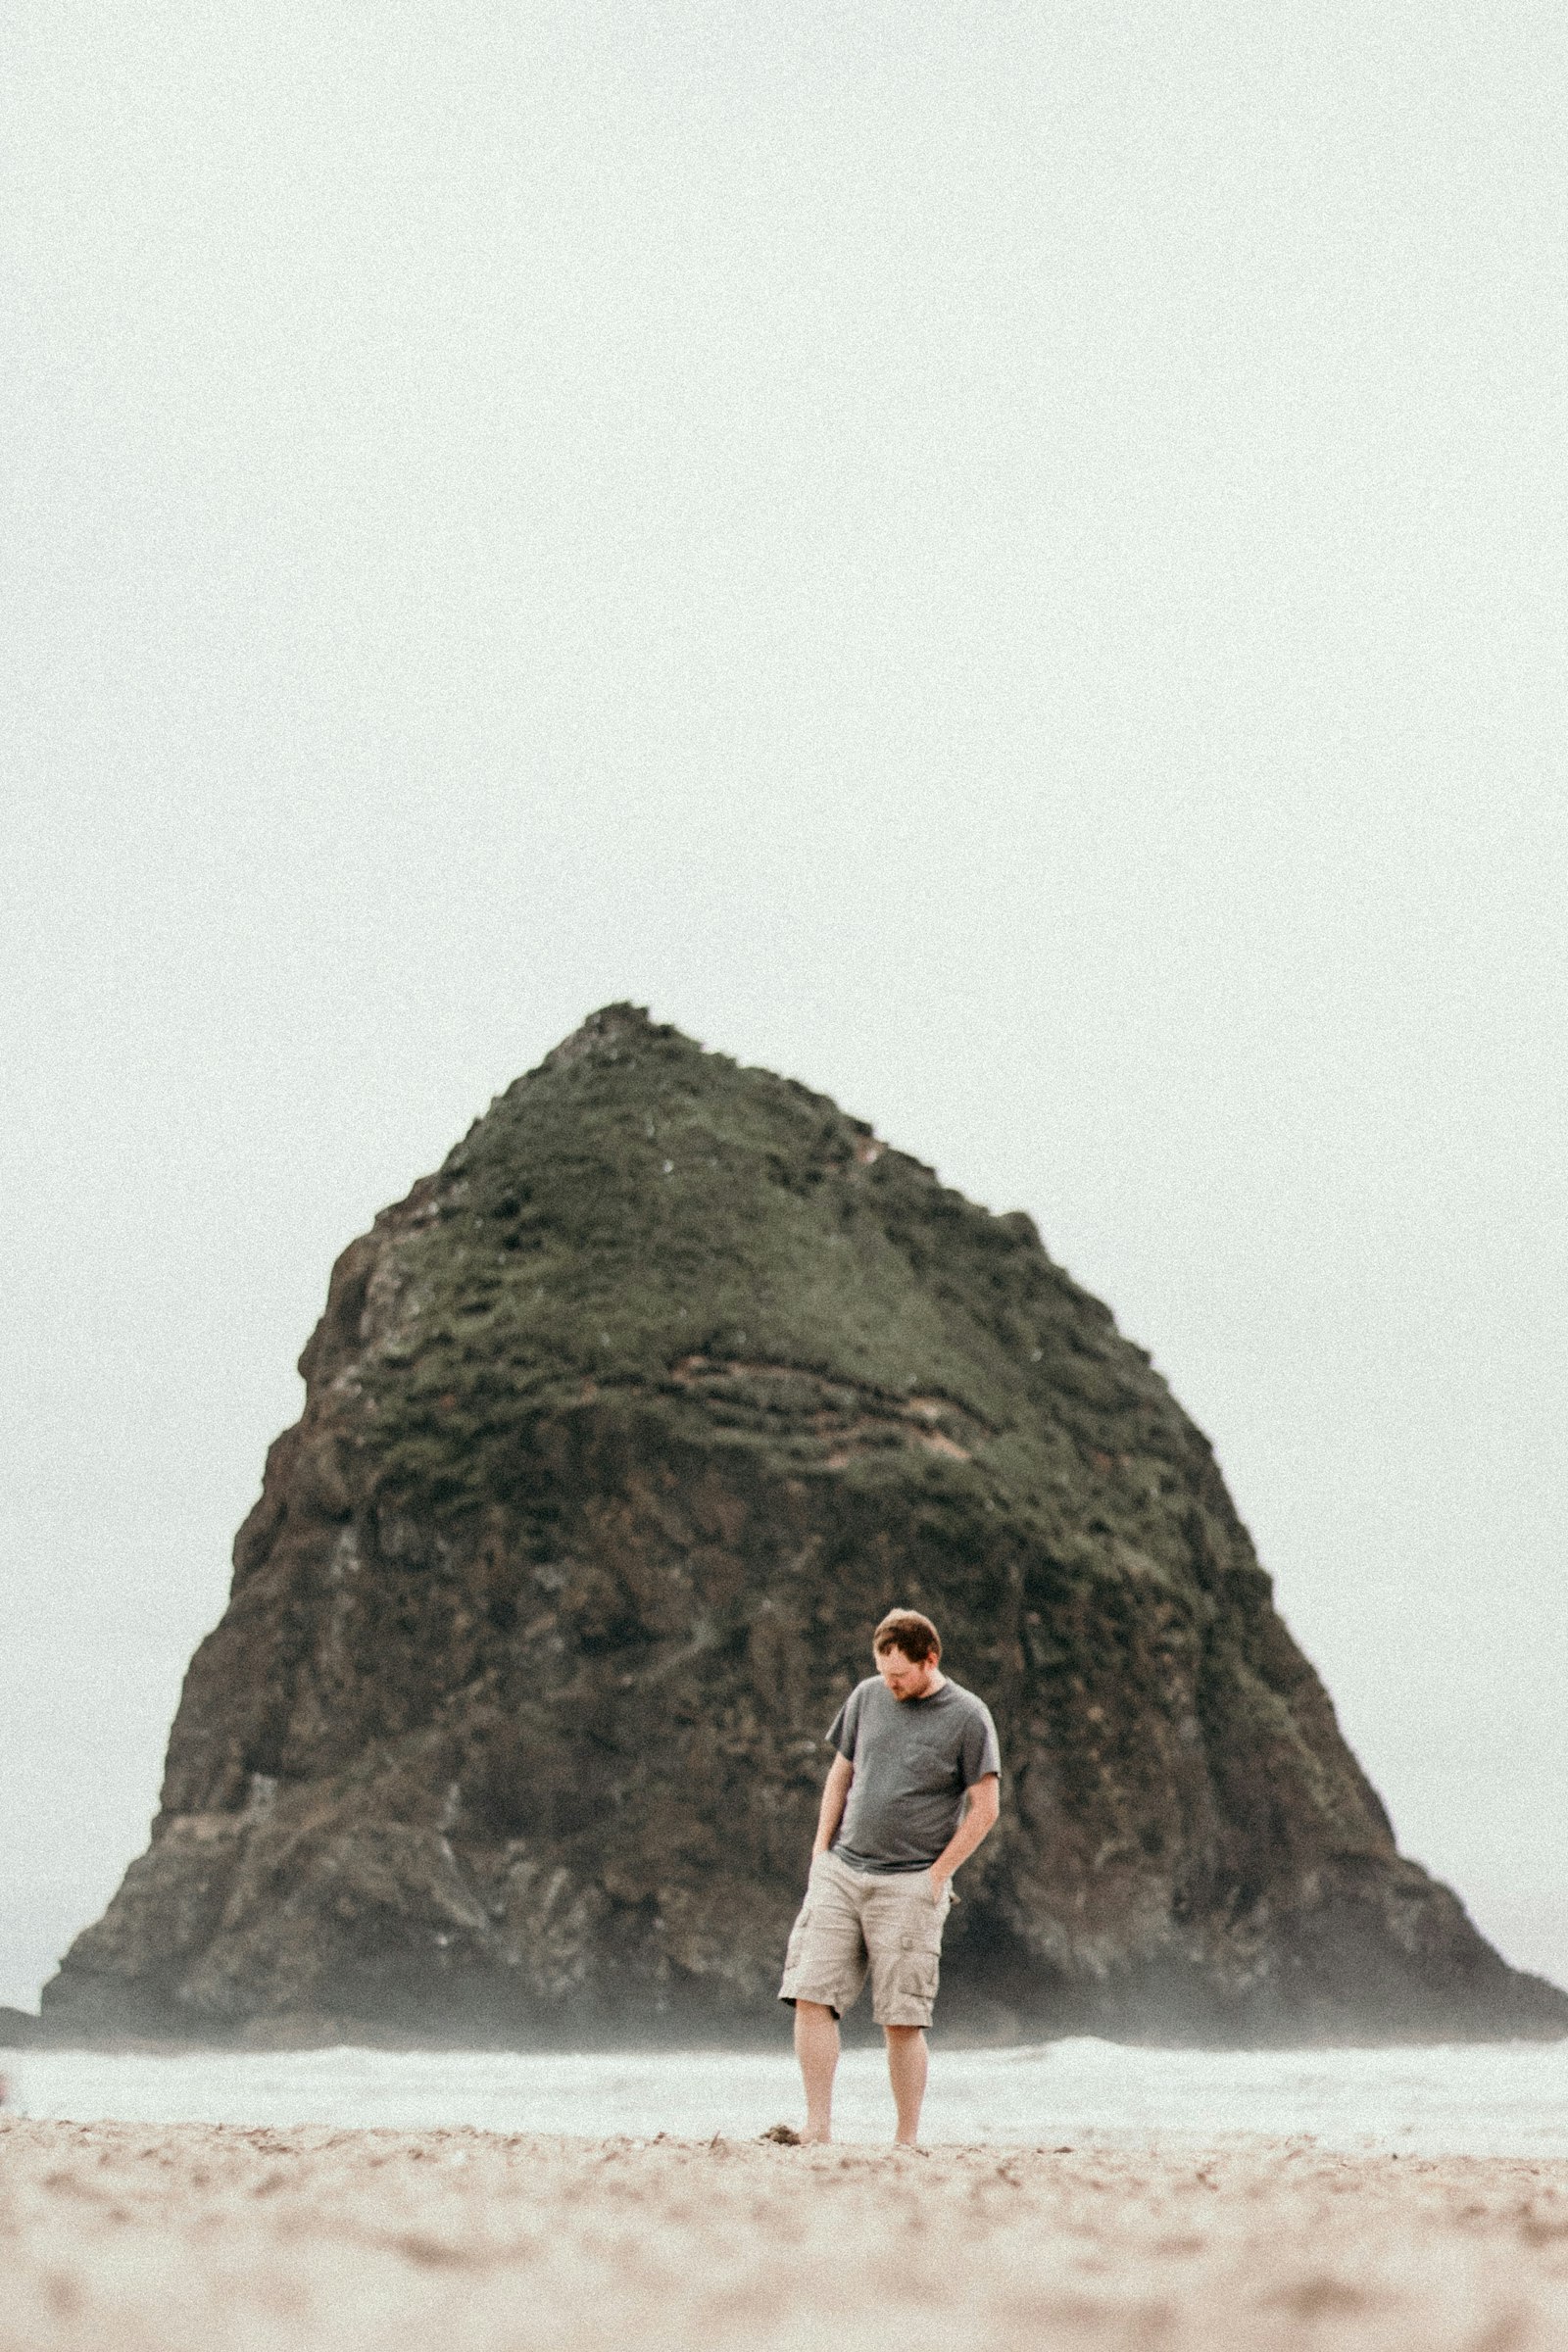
45;1007;1566;2045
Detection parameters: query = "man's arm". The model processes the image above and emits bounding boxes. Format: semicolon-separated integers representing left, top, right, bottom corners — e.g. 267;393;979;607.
811;1751;855;1858
928;1773;1000;1894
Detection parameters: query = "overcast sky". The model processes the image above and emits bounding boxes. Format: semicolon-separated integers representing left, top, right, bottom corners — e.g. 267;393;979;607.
4;2;1564;2016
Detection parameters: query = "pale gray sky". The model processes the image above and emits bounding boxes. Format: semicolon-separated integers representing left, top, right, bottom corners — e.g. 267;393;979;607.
4;3;1565;2014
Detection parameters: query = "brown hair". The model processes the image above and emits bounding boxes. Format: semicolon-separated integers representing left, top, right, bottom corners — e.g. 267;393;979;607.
873;1609;942;1664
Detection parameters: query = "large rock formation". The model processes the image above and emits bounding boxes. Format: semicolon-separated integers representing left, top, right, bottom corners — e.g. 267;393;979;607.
44;1007;1565;2044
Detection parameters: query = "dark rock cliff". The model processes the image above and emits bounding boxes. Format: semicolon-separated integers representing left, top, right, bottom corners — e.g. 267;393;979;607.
43;1006;1566;2044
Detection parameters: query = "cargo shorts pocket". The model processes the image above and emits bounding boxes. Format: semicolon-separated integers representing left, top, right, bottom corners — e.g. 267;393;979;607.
873;1930;941;2024
783;1899;814;1970
899;1944;941;2001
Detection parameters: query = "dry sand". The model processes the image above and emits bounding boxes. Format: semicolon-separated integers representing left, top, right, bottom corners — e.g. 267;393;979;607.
5;2119;1568;2351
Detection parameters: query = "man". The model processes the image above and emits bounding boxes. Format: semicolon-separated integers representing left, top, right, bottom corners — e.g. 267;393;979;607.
778;1608;1001;2145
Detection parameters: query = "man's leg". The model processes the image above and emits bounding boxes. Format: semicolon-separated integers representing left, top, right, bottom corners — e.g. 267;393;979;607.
866;1874;949;2145
794;2000;840;2143
780;1855;868;2141
884;2024;928;2145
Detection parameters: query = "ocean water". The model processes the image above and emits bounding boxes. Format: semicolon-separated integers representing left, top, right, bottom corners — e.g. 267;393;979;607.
10;2038;1568;2158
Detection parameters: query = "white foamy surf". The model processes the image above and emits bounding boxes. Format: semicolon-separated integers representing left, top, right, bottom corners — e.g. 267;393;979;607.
10;2037;1568;2157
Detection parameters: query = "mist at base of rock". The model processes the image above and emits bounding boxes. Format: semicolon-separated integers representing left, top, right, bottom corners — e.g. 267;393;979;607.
41;1006;1568;2048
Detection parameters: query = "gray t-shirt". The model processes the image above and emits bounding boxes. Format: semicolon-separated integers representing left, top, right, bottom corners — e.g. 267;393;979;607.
828;1676;1002;1875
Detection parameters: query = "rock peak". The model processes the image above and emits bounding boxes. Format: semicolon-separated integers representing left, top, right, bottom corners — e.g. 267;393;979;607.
539;1002;683;1073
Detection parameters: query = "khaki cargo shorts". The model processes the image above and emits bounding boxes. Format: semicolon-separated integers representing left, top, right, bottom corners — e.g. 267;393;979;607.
778;1850;955;2029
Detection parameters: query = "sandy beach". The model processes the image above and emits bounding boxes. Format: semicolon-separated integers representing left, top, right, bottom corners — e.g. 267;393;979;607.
5;2120;1568;2351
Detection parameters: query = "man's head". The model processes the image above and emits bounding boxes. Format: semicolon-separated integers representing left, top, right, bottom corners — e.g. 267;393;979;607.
873;1609;943;1700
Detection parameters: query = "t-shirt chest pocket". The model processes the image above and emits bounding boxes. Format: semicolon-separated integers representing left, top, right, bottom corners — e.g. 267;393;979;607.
905;1734;961;1790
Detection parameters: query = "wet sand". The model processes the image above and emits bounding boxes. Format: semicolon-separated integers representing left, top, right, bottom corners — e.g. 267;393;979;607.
4;2120;1568;2349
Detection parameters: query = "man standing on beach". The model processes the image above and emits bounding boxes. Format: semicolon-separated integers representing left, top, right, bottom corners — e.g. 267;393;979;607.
778;1609;1001;2145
